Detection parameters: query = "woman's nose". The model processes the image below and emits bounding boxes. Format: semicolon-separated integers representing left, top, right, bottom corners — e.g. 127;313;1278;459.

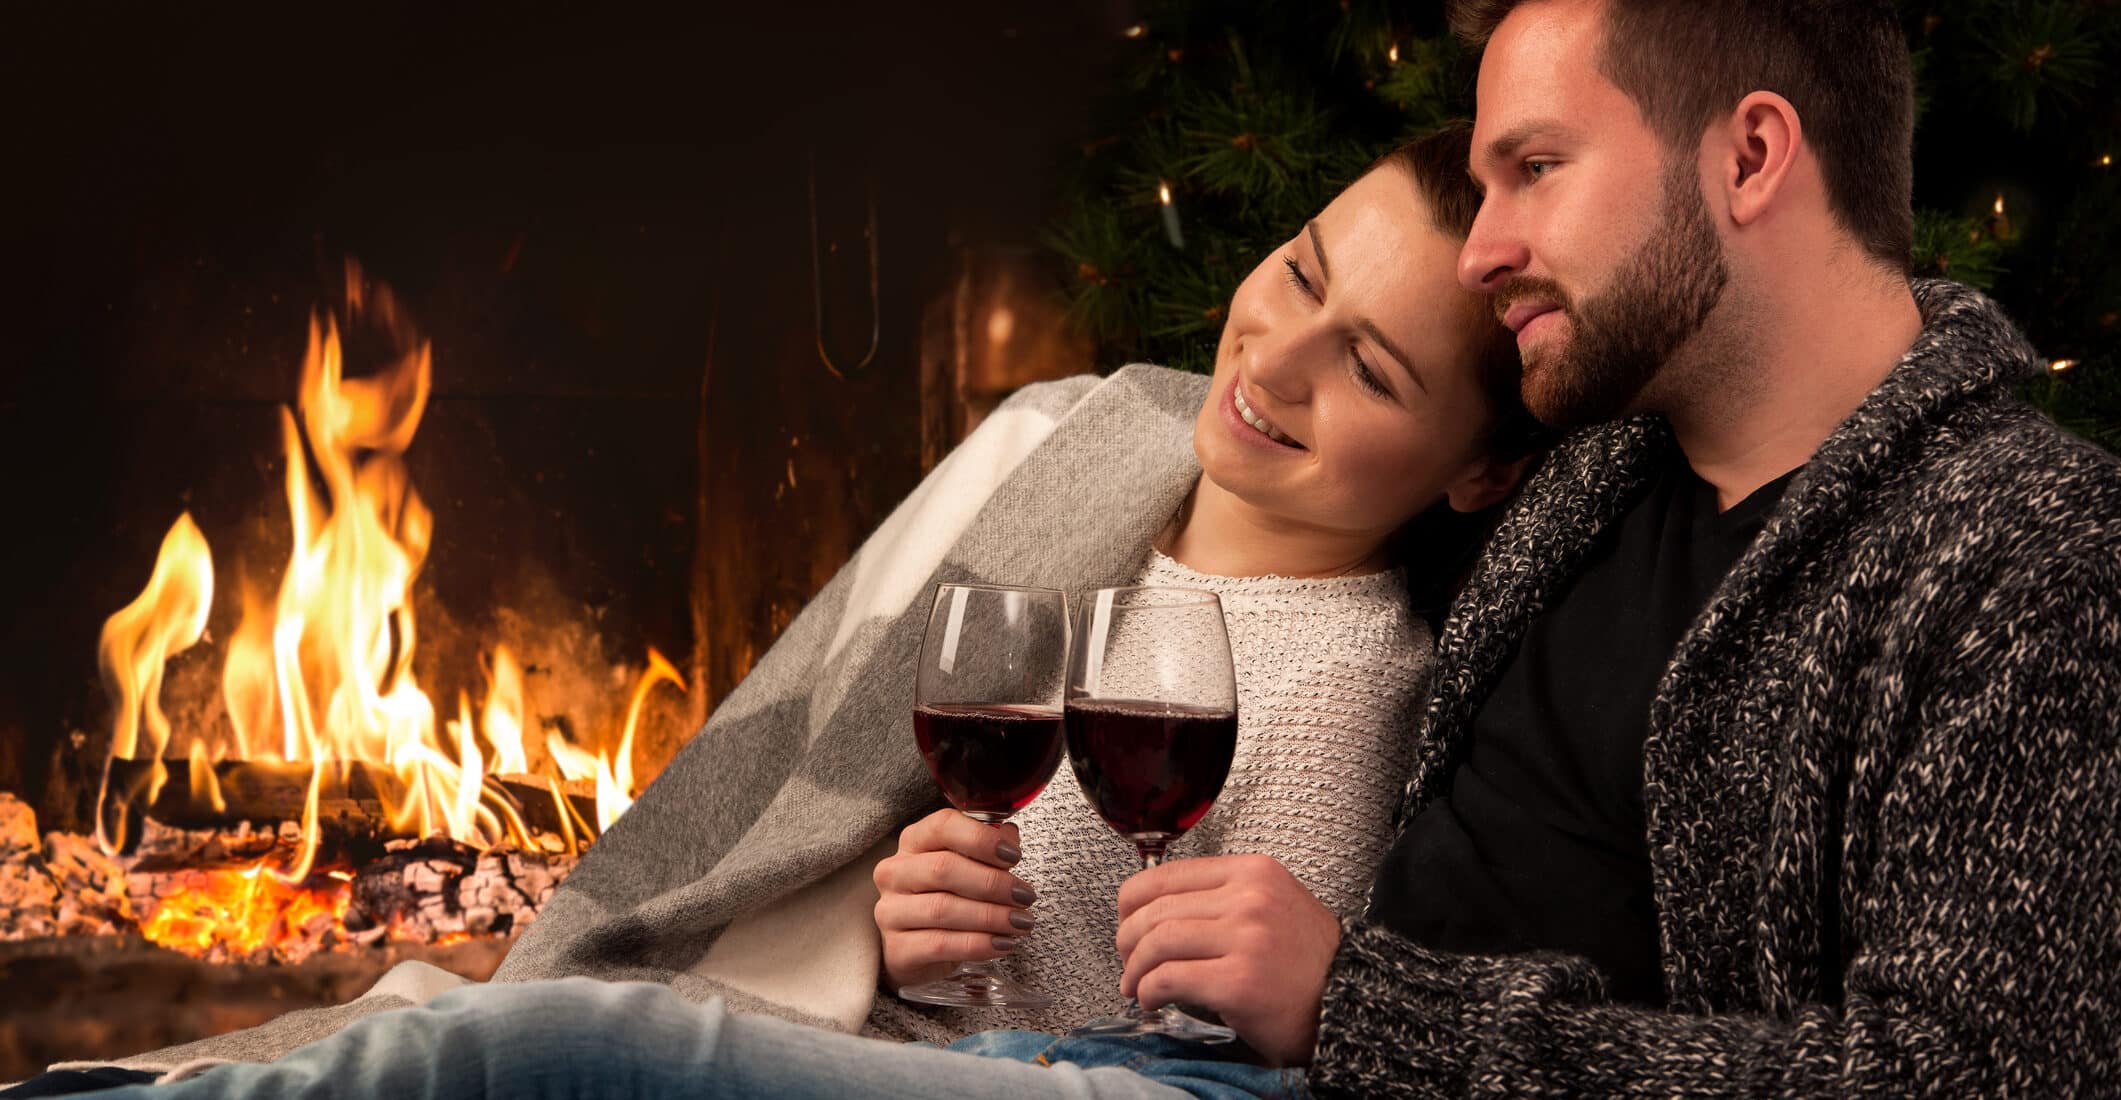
1243;318;1328;405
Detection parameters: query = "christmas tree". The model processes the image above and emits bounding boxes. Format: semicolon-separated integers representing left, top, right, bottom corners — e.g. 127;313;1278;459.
1044;0;2121;451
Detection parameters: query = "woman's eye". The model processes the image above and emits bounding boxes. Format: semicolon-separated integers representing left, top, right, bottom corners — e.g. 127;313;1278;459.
1351;353;1389;397
1281;256;1317;299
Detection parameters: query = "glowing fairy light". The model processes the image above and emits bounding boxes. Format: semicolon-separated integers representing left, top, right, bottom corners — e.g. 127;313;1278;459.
1158;180;1184;249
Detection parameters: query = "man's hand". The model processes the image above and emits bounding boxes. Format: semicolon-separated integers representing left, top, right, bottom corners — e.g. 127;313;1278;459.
873;809;1037;990
1116;853;1341;1067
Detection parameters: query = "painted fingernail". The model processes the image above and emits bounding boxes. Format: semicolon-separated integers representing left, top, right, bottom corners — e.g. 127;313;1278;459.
1010;884;1037;906
991;936;1018;953
1009;910;1036;930
995;842;1022;864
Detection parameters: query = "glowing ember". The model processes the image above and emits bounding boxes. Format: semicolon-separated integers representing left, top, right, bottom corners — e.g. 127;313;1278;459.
137;864;349;960
91;261;686;957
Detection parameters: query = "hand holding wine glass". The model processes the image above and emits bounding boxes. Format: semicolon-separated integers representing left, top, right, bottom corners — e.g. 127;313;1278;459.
895;582;1068;1009
1113;852;1344;1066
874;809;1036;991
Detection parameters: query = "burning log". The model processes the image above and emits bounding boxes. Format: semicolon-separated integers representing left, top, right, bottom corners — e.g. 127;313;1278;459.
345;837;568;942
102;759;598;861
107;759;393;832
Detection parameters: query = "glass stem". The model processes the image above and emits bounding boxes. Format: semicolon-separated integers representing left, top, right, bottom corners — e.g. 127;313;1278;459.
1126;842;1170;1017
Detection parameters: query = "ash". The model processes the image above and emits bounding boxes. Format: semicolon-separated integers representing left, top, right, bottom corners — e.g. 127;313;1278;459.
0;792;581;961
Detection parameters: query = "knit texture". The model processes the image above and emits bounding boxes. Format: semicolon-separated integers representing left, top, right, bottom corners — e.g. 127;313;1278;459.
1309;280;2121;1097
872;550;1428;1042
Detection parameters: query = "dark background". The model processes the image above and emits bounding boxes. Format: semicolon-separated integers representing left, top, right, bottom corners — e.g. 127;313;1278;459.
0;1;1125;824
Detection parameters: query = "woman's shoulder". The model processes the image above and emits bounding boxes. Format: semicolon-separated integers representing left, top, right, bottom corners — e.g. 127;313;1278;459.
996;364;1209;420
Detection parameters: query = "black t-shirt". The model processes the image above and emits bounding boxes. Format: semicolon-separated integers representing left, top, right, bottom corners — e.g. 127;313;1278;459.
1369;458;1795;1007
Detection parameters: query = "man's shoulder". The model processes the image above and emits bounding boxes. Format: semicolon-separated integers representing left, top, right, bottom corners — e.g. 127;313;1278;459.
1863;405;2121;613
1912;405;2121;538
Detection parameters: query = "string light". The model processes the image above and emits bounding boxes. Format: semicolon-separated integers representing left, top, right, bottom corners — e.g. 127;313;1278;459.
1122;23;1146;38
1388;43;1400;64
1158;180;1185;249
1989;193;2012;240
2050;358;2079;374
2101;153;2114;168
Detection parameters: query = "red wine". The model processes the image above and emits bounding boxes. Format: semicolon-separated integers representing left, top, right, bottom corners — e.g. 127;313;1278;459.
913;703;1065;820
1064;699;1238;841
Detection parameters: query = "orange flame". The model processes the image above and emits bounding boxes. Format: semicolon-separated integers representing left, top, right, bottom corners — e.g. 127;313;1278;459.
137;863;349;959
95;263;684;912
95;513;214;852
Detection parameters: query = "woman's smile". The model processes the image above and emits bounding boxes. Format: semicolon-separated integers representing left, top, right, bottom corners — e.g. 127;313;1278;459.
1223;379;1306;451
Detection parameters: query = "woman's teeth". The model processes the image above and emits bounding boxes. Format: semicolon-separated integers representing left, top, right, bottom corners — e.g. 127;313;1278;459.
1234;386;1295;446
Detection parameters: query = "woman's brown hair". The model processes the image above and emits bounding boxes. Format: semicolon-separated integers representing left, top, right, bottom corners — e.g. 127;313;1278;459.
1366;124;1551;619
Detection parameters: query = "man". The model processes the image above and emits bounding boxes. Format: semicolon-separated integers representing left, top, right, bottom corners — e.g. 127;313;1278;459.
49;2;2117;1097
1192;0;2120;1094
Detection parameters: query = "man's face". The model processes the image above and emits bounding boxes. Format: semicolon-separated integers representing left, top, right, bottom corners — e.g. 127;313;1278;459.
1459;0;1729;429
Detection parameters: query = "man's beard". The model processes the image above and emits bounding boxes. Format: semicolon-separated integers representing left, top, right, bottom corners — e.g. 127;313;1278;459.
1498;161;1730;429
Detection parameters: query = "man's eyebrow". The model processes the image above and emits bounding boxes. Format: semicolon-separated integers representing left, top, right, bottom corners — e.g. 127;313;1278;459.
1478;120;1572;167
1307;218;1429;396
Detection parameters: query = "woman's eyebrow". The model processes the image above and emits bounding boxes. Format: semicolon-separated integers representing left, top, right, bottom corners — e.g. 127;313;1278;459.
1306;219;1332;283
1307;218;1428;396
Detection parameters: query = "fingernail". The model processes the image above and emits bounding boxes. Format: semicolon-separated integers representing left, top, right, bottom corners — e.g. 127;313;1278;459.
1009;910;1036;930
995;842;1022;864
991;936;1018;953
1010;884;1037;906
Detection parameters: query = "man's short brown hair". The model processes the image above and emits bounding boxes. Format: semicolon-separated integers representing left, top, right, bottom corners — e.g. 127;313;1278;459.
1450;0;1914;271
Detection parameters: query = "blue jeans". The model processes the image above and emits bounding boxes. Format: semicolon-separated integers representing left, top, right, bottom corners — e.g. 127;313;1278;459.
96;979;1307;1100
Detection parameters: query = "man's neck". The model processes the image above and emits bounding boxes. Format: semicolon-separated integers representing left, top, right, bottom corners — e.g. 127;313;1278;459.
1657;265;1924;511
1160;477;1391;579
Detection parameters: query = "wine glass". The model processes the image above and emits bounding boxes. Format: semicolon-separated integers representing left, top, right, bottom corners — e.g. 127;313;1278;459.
1063;586;1240;1042
898;582;1069;1009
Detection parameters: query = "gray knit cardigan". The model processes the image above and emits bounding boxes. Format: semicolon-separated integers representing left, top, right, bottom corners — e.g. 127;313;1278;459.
1310;280;2121;1098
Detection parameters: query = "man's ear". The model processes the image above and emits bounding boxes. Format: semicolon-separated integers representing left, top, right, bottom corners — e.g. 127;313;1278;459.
1721;91;1802;228
1443;452;1533;514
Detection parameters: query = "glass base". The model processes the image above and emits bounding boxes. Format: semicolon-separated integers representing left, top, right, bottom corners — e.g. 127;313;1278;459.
1069;1002;1236;1043
899;965;1053;1009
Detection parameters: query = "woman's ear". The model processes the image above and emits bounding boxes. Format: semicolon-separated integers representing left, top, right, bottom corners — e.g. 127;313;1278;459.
1443;453;1532;513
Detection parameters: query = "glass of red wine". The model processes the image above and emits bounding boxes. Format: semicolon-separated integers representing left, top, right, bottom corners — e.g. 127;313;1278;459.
1063;585;1240;1043
899;582;1069;1009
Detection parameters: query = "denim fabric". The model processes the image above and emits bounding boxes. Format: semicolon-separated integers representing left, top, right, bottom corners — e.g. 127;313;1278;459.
86;979;1305;1100
948;1030;1306;1100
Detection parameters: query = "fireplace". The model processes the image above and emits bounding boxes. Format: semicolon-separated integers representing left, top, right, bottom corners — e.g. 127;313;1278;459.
0;0;1113;1078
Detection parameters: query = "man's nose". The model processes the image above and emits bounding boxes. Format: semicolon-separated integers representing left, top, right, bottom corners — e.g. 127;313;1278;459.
1458;203;1528;293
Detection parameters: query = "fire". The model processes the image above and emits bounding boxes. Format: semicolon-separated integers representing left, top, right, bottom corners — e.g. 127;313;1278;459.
95;262;685;912
137;863;350;959
94;515;214;853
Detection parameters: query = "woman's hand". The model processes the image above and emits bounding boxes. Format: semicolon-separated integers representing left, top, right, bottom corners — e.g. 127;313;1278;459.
873;808;1038;990
1115;853;1342;1067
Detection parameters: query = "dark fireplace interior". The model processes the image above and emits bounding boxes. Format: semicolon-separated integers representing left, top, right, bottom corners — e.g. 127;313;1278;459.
0;1;1117;1076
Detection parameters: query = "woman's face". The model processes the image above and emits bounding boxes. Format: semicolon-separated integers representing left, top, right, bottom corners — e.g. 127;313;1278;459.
1195;166;1511;540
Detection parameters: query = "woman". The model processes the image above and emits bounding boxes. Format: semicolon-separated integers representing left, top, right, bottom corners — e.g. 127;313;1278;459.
868;124;1537;1044
46;125;1541;1100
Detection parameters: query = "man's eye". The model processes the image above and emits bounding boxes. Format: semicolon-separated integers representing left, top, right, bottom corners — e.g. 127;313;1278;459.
1524;160;1554;179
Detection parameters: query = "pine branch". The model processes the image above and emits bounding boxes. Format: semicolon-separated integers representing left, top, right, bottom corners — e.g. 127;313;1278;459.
1911;209;2010;290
